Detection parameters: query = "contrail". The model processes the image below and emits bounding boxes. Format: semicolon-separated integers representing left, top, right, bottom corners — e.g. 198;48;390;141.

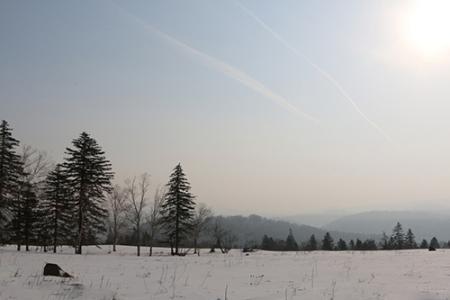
108;1;319;123
235;0;392;142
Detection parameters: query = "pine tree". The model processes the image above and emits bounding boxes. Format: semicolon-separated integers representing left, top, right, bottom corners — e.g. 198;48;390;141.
285;228;299;251
63;132;114;254
420;239;428;249
430;237;440;249
337;239;348;250
391;222;405;249
20;182;37;251
405;228;417;249
305;234;317;251
387;237;394;250
349;239;355;250
38;165;74;253
161;163;195;255
362;239;378;250
321;232;334;250
261;234;278;250
261;234;271;250
9;180;38;251
355;239;363;250
0;120;21;235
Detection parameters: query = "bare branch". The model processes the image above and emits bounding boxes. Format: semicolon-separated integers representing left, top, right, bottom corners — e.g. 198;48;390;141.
20;145;52;185
125;173;150;256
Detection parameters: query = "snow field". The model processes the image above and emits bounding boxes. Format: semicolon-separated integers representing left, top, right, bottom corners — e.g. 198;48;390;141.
0;245;449;300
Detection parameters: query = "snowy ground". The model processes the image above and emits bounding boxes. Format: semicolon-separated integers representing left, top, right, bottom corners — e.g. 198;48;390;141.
1;245;449;300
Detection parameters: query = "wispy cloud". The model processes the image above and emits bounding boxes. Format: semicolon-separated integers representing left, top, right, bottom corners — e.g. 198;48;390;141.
109;1;319;123
235;0;392;142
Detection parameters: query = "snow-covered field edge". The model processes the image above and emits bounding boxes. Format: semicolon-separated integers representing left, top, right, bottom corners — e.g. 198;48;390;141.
1;245;449;300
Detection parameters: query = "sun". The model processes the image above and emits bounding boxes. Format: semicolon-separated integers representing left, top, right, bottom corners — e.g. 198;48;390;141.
403;0;450;59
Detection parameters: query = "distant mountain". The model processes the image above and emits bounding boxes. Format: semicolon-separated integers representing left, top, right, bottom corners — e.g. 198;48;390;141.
323;210;450;241
278;213;348;228
213;214;377;247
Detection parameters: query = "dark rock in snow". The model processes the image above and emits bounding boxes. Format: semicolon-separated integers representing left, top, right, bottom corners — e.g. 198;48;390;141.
43;263;72;277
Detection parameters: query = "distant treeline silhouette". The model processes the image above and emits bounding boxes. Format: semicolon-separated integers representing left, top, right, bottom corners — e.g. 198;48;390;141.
260;222;443;251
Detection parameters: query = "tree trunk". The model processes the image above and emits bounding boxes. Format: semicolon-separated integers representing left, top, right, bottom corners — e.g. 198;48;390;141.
175;211;179;255
76;185;85;255
76;220;83;254
113;218;117;252
136;224;140;256
77;197;83;255
25;224;29;251
149;236;153;256
112;230;116;252
53;208;58;253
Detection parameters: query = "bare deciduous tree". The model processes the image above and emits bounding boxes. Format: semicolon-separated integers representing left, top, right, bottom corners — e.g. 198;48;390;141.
20;145;52;185
108;184;128;252
192;203;213;255
126;173;150;256
146;186;164;256
210;218;236;254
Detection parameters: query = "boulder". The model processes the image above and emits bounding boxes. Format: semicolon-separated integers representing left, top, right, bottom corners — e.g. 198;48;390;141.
43;263;72;278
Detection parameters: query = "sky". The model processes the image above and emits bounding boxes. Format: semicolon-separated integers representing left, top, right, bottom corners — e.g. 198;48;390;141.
2;0;450;216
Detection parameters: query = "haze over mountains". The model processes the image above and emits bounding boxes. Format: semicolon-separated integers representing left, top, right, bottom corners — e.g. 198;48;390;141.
279;210;450;242
277;212;349;228
323;211;450;241
216;215;376;247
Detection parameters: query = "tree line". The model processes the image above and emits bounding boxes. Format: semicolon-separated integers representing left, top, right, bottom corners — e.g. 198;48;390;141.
0;120;215;256
1;120;448;256
260;222;443;251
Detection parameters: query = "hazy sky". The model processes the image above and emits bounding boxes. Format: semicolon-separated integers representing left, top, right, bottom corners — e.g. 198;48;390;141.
2;0;450;216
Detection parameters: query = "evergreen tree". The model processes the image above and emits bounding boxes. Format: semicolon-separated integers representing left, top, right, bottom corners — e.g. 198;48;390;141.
391;222;405;249
405;228;417;249
355;239;363;250
362;239;378;250
337;239;348;251
349;239;355;250
388;236;395;249
261;235;280;250
305;234;317;251
20;182;37;251
38;165;74;253
63;132;114;254
430;237;440;249
161;163;196;255
284;228;299;251
380;232;390;250
0;120;21;235
420;239;428;249
9;180;38;251
321;232;334;250
261;234;271;250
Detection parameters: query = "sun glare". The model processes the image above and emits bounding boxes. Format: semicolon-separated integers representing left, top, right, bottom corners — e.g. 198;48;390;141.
404;0;450;59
